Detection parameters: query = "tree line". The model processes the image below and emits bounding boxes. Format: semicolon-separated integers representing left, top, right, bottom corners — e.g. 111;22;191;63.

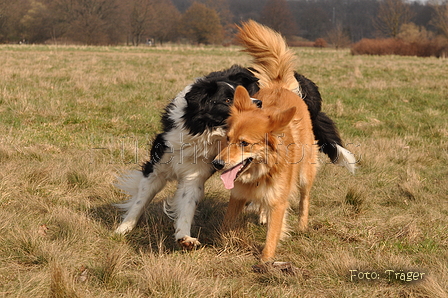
0;0;447;46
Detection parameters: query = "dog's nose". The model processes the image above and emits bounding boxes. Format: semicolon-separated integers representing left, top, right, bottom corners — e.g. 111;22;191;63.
251;99;262;108
212;159;226;171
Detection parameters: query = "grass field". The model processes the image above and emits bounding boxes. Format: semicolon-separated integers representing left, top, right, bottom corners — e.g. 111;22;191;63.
0;44;447;297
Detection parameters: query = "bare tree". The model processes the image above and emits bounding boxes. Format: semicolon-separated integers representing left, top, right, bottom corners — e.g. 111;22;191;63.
431;1;448;39
125;0;180;46
53;0;123;45
326;23;351;49
200;0;232;26
228;0;266;21
20;0;56;43
0;0;12;42
181;2;223;44
0;0;29;43
127;0;152;46
199;0;234;42
374;0;414;38
260;0;297;37
148;0;180;45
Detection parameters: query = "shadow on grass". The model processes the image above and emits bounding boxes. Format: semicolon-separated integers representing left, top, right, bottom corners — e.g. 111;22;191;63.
89;196;228;254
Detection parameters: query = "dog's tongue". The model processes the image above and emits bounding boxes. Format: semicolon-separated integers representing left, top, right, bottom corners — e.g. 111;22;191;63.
220;164;243;189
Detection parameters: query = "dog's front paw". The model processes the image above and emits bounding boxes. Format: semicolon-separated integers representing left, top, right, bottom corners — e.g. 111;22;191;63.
252;262;300;274
115;222;134;235
177;236;201;250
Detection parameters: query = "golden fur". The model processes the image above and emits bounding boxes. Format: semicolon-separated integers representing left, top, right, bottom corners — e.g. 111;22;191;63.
215;21;317;262
237;20;299;91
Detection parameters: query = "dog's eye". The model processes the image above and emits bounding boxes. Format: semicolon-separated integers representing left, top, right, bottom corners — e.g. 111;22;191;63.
225;98;231;103
240;141;249;147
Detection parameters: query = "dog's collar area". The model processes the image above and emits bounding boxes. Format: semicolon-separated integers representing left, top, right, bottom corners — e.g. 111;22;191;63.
251;98;262;108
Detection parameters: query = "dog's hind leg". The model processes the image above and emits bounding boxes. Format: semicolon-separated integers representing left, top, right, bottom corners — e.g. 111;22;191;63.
296;145;317;231
297;189;310;232
297;178;314;232
115;172;167;234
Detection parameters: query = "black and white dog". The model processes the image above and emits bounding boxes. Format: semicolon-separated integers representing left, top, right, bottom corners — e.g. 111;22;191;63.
114;65;355;249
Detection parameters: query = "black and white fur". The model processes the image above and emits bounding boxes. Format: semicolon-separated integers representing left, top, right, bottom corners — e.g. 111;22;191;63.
114;65;355;248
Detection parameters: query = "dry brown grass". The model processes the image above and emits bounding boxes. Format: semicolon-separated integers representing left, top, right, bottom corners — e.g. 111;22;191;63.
0;45;447;297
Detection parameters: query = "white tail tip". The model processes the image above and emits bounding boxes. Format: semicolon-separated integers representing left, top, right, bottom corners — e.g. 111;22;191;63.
335;145;357;174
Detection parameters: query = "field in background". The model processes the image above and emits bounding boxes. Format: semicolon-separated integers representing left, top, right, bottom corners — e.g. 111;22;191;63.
0;45;447;297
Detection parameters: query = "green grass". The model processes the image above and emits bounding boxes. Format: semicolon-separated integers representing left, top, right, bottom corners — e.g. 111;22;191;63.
0;44;447;297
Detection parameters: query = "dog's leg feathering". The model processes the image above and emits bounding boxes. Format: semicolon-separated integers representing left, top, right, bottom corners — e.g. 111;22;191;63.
114;170;167;234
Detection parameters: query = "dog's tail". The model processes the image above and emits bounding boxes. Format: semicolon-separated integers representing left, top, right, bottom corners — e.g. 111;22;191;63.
237;20;299;91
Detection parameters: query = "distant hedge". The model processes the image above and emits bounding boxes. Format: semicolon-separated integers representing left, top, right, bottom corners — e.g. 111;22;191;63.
351;38;448;58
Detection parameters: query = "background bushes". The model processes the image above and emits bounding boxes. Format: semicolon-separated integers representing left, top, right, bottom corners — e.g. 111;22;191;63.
351;38;448;57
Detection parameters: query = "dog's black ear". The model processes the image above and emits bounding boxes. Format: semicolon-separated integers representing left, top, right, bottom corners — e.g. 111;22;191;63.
229;72;258;86
229;72;259;94
204;81;218;96
185;81;218;106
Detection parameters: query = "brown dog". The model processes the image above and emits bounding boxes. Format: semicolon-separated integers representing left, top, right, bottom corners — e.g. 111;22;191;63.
212;21;317;263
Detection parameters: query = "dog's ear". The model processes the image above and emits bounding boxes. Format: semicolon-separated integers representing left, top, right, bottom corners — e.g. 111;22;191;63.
185;81;218;105
233;86;255;112
228;72;259;93
269;107;296;133
204;81;218;96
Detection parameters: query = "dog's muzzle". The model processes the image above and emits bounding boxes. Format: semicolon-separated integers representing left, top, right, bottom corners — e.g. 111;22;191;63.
212;159;226;171
251;98;262;108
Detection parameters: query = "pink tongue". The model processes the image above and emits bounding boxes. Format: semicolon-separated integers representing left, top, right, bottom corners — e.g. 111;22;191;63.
220;164;243;189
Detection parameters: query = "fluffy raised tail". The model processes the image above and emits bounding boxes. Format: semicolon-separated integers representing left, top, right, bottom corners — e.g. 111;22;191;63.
237;20;298;91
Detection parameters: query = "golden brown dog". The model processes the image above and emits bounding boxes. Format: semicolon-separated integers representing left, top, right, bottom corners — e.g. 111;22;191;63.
212;20;317;263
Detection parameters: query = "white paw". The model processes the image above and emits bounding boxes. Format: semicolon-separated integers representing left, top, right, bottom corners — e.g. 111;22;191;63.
177;236;201;250
115;222;134;235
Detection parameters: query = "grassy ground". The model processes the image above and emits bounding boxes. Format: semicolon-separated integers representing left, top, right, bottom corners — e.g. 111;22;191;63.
0;44;447;297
